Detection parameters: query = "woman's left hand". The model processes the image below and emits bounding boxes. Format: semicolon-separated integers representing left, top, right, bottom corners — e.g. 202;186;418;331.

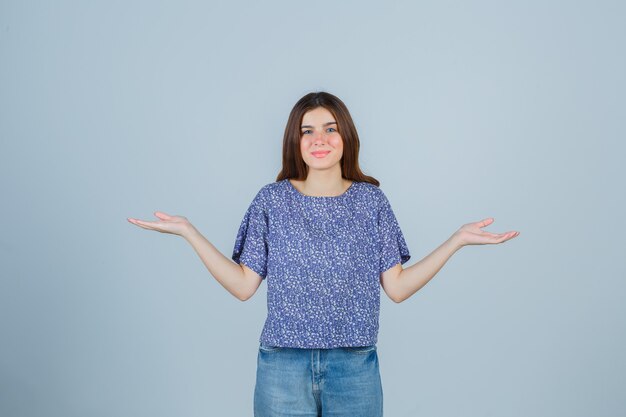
453;218;519;247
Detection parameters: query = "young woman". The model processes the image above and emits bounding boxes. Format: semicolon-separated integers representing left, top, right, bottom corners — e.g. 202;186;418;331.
128;91;519;416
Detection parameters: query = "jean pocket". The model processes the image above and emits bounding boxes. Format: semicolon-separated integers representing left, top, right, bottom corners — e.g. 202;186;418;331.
342;345;376;354
259;343;283;353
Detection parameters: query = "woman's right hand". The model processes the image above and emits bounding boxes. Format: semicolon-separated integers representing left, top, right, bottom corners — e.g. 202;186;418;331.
127;211;194;237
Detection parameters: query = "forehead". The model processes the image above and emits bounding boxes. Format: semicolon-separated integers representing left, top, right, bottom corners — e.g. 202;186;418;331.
301;107;335;125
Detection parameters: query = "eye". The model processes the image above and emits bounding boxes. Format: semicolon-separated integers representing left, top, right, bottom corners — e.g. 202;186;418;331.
326;127;337;133
301;129;312;135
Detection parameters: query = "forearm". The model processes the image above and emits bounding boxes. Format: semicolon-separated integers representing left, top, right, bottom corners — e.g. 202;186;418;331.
183;225;247;301
396;235;463;303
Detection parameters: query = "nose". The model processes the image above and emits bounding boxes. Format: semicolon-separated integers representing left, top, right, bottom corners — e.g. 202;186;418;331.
313;130;328;143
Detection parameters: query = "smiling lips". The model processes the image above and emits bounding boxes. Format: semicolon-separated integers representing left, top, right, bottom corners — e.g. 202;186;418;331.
311;151;331;158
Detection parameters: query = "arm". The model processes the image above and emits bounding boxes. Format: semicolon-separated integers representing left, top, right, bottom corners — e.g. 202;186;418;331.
183;226;264;302
381;235;462;303
380;218;519;303
127;212;263;302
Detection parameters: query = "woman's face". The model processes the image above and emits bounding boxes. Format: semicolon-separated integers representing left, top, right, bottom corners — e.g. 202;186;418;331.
299;107;344;172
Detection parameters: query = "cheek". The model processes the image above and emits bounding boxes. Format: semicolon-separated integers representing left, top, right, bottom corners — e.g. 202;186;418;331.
300;138;311;156
329;136;343;149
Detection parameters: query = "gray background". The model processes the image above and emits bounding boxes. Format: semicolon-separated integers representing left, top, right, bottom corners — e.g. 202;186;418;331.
1;1;624;416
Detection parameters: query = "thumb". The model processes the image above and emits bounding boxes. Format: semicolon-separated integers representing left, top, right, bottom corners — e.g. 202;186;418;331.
154;211;172;220
481;217;494;226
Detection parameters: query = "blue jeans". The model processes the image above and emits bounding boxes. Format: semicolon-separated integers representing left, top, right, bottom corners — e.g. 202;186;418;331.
254;342;383;416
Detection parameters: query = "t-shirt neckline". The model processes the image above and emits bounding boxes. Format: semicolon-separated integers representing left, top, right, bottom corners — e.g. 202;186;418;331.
286;178;356;199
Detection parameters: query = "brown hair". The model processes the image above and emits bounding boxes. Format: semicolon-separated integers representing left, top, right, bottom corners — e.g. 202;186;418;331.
275;91;380;187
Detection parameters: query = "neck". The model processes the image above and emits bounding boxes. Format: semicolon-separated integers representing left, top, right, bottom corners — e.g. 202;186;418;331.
297;167;351;197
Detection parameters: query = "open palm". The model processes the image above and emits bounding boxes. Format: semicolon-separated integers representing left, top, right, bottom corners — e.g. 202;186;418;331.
127;211;192;237
454;218;519;246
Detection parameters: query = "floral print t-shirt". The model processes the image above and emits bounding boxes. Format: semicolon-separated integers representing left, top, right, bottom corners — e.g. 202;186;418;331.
231;178;411;349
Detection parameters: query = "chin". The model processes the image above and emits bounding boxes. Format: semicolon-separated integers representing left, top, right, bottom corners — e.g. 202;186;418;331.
308;162;341;170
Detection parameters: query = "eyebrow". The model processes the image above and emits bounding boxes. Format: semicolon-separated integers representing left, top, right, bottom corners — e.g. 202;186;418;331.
300;122;337;128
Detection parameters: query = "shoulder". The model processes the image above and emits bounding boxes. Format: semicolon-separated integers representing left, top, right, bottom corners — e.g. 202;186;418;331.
357;181;381;195
248;180;288;207
352;181;387;208
260;179;289;199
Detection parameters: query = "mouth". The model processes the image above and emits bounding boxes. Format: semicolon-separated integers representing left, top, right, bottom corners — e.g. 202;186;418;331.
311;151;331;158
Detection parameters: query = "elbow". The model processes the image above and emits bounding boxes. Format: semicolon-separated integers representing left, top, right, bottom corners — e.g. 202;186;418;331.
392;290;408;304
383;266;407;304
238;286;258;301
387;291;403;304
238;292;252;302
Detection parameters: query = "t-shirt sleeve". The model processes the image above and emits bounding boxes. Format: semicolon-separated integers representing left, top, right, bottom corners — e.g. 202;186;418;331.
378;191;411;274
231;189;269;279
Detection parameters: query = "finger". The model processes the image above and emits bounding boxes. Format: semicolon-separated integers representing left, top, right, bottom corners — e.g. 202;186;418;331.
479;231;518;245
155;211;171;220
490;235;509;244
471;218;494;230
479;218;494;228
497;231;514;237
129;219;157;230
500;231;519;242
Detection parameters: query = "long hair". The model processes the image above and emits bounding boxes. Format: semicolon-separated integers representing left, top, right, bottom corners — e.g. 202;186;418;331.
275;91;380;187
